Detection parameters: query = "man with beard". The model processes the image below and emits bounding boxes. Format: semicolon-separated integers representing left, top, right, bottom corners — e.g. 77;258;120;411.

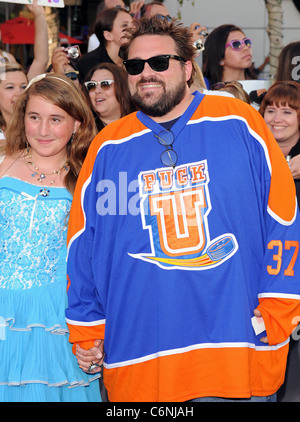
65;17;300;402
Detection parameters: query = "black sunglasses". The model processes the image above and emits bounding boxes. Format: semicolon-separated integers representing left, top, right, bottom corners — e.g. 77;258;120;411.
123;54;184;75
65;71;79;81
155;129;177;168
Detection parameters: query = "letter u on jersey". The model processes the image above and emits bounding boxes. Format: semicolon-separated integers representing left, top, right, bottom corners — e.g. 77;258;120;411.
129;160;238;270
149;187;207;257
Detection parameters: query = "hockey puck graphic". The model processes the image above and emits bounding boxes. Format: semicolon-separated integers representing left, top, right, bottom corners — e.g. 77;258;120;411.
207;236;235;261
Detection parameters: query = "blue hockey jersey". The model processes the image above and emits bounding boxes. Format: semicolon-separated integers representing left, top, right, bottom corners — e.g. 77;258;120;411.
66;91;300;401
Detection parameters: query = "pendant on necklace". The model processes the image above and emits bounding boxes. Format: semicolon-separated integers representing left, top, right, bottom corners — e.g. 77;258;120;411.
26;150;69;185
39;188;50;197
37;173;46;182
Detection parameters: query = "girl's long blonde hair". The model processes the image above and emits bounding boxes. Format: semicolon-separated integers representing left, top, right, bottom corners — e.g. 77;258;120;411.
5;73;97;194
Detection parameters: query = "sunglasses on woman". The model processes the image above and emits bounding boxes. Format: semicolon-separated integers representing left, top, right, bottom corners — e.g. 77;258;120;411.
84;80;114;92
123;54;184;75
225;38;252;51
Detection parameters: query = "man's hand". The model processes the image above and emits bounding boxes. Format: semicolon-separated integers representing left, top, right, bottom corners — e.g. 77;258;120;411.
253;309;268;344
76;339;104;373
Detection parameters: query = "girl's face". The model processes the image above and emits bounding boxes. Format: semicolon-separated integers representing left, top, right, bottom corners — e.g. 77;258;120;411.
25;94;80;160
88;68;121;120
223;30;253;73
105;11;133;46
0;70;27;120
264;102;299;145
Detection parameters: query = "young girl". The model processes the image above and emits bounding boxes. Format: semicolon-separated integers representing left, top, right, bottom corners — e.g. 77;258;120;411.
0;74;101;402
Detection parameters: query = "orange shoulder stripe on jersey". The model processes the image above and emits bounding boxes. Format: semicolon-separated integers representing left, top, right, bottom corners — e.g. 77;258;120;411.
266;142;296;223
192;96;296;223
67;112;144;245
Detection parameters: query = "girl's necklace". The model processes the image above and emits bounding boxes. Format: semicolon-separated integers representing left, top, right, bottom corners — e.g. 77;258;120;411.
25;149;69;185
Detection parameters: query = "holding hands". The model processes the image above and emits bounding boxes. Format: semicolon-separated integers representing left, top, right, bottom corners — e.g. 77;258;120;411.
76;339;104;374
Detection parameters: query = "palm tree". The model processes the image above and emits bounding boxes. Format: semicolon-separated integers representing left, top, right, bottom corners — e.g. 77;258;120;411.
45;6;60;66
264;0;283;80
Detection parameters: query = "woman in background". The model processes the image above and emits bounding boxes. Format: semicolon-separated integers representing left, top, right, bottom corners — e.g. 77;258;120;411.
203;24;256;89
76;7;133;81
84;62;134;131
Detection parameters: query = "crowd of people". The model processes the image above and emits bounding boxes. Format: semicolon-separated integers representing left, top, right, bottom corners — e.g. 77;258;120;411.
0;0;300;403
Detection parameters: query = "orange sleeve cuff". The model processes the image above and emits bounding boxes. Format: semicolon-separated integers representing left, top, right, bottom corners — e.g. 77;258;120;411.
72;340;96;355
67;322;105;354
257;297;300;345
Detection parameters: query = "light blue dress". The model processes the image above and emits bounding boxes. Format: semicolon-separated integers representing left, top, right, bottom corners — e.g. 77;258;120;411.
0;177;101;402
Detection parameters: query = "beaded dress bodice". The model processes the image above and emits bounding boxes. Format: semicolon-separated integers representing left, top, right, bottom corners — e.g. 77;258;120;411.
0;177;72;290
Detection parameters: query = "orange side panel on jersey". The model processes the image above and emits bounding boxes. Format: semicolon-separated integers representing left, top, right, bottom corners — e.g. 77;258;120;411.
103;345;288;402
267;150;296;221
193;96;296;222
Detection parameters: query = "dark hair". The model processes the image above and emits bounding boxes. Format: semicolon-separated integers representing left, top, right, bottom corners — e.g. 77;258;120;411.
96;0;107;14
94;7;131;47
203;24;256;87
276;42;300;82
122;16;195;86
84;62;135;131
259;81;300;127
